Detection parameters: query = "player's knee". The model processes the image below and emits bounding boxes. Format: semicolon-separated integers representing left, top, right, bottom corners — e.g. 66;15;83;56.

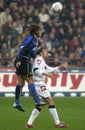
49;105;55;108
35;104;43;111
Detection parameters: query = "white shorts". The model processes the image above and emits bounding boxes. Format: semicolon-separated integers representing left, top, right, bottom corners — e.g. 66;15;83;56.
35;84;51;98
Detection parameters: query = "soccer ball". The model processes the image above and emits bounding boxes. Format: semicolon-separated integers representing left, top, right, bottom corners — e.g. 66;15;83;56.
51;2;63;13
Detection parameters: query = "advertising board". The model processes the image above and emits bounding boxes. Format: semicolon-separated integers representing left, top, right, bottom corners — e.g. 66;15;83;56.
0;68;85;97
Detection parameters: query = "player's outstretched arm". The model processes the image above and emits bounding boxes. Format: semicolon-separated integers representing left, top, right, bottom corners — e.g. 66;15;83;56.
57;62;68;70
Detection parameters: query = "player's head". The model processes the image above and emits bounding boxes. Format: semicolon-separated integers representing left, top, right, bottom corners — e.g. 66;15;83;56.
29;23;43;38
36;47;48;58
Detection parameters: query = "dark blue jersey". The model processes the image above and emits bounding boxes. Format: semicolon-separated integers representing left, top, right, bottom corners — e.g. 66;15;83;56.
17;35;38;61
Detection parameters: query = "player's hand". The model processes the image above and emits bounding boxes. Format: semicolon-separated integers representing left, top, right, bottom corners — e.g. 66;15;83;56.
60;62;68;69
16;61;21;68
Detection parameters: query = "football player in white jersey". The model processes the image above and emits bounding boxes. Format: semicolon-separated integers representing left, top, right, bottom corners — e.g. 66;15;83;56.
26;47;69;128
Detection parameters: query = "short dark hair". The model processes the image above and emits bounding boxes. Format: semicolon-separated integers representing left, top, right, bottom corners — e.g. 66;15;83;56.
36;47;46;54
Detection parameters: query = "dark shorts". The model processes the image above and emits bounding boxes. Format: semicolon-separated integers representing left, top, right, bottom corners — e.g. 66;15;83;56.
14;58;32;77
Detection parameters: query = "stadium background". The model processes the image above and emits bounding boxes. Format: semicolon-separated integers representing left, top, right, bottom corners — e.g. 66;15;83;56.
0;1;85;130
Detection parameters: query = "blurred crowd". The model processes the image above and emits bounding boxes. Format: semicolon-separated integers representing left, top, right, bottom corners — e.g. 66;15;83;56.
0;0;85;69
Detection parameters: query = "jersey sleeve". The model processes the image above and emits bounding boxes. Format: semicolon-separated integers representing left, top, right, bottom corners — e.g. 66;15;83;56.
45;64;59;73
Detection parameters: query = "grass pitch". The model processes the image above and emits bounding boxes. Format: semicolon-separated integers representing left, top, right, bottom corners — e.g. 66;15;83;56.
0;97;85;130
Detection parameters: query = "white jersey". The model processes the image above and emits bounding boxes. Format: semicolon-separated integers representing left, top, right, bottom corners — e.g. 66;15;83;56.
32;55;59;98
33;55;59;85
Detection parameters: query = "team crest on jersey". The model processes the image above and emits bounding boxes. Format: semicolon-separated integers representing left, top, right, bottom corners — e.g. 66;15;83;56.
37;59;42;65
40;86;46;91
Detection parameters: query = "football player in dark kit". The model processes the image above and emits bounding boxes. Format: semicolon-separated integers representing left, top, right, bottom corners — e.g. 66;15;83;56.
13;23;44;112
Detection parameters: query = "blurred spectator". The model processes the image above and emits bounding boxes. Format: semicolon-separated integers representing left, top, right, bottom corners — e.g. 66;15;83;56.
7;22;19;40
69;2;77;12
80;26;85;37
33;9;40;23
76;0;84;12
52;53;60;66
2;52;10;67
0;8;13;26
38;8;50;23
9;57;16;67
25;7;33;23
76;26;82;38
69;11;77;23
10;45;18;59
63;43;70;57
1;42;10;57
56;26;67;41
68;52;76;66
0;34;5;44
77;17;84;27
44;19;53;34
41;34;51;51
66;26;75;40
0;0;4;11
13;19;23;34
68;36;80;52
75;47;83;66
5;34;13;49
59;49;68;62
48;31;59;49
46;47;57;66
79;36;85;50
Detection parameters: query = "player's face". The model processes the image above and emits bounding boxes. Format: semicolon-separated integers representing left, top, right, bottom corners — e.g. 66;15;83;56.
42;49;48;58
37;29;43;37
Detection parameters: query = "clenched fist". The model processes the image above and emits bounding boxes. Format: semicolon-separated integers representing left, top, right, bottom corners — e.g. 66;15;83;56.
58;62;68;70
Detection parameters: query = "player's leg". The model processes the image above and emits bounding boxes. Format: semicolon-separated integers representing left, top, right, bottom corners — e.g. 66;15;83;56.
44;96;68;128
44;97;60;124
13;58;27;111
26;104;43;128
26;76;46;105
13;74;25;111
27;76;40;104
26;83;46;128
26;62;46;105
26;85;45;128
